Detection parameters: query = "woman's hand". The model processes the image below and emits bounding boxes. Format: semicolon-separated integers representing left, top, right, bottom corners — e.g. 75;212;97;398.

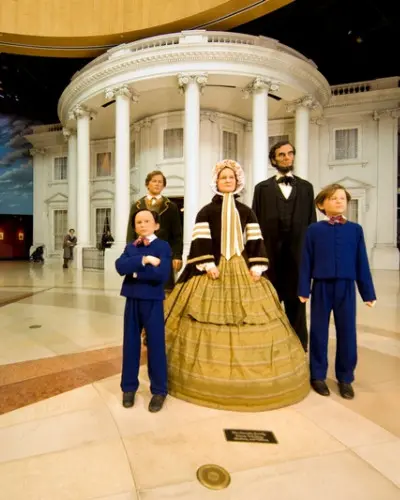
298;296;309;303
206;267;220;280
249;270;261;282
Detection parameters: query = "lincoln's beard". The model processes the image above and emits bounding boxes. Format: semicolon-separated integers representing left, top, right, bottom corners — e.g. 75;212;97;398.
275;164;294;175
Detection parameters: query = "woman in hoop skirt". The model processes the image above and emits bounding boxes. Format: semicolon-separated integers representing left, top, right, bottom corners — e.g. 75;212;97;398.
164;159;309;412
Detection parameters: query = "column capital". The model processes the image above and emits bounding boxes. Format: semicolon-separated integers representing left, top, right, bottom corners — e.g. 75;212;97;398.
132;117;152;133
105;85;139;103
177;72;208;94
373;107;400;121
200;111;218;123
286;95;318;113
241;77;279;99
68;104;97;121
62;127;76;141
30;148;46;156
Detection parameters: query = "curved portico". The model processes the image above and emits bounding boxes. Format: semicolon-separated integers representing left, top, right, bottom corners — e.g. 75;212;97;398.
58;30;330;271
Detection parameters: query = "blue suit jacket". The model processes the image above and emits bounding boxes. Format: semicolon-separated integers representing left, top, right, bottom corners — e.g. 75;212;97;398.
298;221;376;302
115;238;172;300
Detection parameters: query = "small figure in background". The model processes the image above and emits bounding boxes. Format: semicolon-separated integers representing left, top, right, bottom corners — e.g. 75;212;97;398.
63;229;77;269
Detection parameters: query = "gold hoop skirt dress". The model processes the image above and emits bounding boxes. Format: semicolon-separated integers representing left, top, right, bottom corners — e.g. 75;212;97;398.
165;253;309;412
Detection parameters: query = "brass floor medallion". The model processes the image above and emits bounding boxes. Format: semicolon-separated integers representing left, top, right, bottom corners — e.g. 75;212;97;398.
196;464;231;490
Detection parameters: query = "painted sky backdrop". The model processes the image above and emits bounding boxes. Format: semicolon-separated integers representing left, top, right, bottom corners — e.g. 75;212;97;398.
0;114;38;215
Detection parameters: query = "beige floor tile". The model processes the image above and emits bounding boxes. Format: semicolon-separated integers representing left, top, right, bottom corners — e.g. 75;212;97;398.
123;403;344;490
0;406;119;463
0;385;104;429
94;372;222;438
353;439;400;487
0;439;136;500
294;390;396;447
93;493;137;500
139;451;400;500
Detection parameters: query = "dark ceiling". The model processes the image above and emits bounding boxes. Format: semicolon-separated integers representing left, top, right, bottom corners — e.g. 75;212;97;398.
0;0;398;124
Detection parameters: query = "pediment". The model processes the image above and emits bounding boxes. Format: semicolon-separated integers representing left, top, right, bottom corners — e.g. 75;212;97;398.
166;175;184;188
334;176;374;189
91;189;114;200
44;192;68;204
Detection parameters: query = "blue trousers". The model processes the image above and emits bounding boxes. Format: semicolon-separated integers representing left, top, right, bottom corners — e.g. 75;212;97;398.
310;279;357;384
121;298;168;395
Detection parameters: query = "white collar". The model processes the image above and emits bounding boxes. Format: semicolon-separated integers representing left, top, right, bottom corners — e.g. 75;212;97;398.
276;172;294;179
146;194;162;200
137;234;157;242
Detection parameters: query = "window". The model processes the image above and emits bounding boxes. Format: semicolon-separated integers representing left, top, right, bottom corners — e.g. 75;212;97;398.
96;152;112;177
346;199;359;223
163;128;183;159
54;210;68;250
54;157;68;181
335;128;358;160
269;135;289;149
223;131;238;160
96;208;111;246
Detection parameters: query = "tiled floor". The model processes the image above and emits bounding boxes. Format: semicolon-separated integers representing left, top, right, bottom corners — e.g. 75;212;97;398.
0;261;399;499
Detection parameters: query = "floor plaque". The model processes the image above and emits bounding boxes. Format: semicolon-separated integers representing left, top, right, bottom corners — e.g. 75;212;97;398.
224;429;278;444
196;464;231;490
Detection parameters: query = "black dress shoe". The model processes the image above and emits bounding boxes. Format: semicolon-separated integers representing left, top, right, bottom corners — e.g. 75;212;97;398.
122;391;135;408
338;382;354;399
148;394;166;413
311;379;330;396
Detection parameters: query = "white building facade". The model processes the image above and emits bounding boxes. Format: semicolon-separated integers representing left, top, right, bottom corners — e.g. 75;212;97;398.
25;31;400;272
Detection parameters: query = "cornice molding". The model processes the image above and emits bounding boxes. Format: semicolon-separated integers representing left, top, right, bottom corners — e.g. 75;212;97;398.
58;43;331;123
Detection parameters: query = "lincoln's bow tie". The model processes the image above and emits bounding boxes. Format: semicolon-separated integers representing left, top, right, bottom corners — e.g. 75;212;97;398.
277;176;294;186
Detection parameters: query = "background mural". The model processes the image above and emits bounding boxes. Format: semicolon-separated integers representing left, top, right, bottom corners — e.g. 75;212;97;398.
0;113;37;215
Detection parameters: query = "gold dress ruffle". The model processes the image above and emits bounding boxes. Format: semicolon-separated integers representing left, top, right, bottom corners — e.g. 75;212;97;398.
165;255;310;412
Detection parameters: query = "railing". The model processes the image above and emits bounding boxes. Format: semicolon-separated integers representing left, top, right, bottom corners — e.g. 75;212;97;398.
83;247;104;270
72;30;312;79
331;77;400;96
30;123;63;134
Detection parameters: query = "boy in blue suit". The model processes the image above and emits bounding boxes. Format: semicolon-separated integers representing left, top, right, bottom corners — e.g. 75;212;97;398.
116;209;172;412
298;184;376;400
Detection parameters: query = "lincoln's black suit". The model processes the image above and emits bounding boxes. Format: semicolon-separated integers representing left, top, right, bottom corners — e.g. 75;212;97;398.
252;175;316;350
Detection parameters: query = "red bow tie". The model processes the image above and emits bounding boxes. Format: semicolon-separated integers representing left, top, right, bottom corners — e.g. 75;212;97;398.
328;215;346;225
133;237;151;247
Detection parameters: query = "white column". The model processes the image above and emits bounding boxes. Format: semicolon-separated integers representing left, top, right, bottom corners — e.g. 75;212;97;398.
200;111;218;208
371;109;400;270
178;73;207;256
103;85;139;282
108;85;138;247
63;128;77;231
69;105;94;268
287;95;318;180
135;117;152;198
309;117;325;190
30;148;46;251
243;121;253;206
242;77;279;191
